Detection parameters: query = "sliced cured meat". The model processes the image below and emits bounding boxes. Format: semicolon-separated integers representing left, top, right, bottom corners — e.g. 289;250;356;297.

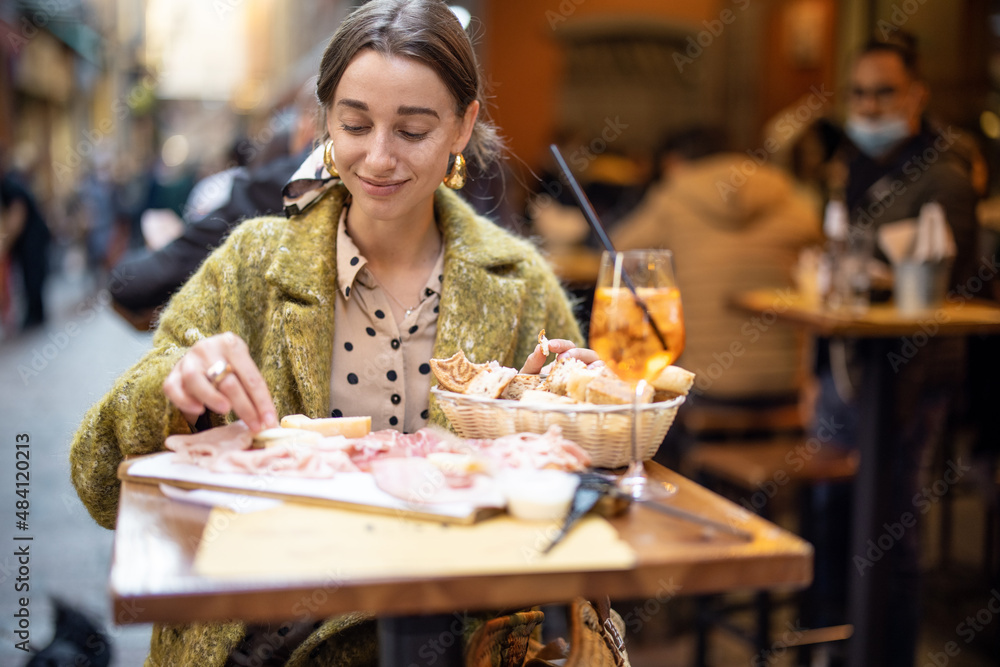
370;457;503;506
475;425;591;472
165;421;253;464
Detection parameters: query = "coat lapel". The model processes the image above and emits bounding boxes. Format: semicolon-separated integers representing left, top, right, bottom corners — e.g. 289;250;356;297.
433;188;529;368
264;186;344;417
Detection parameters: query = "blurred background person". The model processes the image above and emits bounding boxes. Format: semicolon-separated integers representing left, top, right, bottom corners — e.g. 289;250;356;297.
108;80;320;328
805;33;982;667
612;126;821;409
0;143;52;332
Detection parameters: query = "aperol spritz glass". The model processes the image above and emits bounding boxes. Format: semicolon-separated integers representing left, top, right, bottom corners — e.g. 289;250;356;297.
589;249;685;500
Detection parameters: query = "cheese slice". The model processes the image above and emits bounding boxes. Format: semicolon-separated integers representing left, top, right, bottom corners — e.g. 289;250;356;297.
279;414;373;438
252;428;322;449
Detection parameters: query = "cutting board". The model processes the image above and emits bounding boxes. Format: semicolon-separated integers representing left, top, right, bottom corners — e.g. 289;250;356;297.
193;502;637;580
118;452;502;524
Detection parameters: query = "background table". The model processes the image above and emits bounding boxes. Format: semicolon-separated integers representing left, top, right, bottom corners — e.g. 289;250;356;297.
731;289;1000;665
111;463;812;665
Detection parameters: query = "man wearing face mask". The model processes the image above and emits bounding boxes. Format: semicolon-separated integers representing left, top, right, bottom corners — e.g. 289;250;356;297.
839;35;978;283
801;34;980;667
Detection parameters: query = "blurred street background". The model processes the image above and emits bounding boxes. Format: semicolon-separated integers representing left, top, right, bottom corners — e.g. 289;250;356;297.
2;0;1000;665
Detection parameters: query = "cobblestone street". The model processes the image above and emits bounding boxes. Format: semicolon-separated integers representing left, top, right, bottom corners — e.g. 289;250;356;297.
0;267;154;666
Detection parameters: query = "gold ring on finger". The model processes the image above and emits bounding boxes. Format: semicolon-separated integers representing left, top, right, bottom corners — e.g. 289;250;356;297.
206;360;234;387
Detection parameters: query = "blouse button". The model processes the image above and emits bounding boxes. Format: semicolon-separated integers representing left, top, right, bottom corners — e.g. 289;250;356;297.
391;394;401;405
391;338;401;350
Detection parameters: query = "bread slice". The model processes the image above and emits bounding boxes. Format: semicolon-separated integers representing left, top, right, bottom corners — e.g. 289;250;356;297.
651;365;696;396
539;356;587;396
518;389;578;405
466;362;518;398
584;376;653;405
279;414;372;438
430;350;486;393
564;365;607;403
500;374;544;400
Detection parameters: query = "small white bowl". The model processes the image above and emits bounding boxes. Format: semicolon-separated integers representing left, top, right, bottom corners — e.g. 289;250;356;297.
496;469;580;521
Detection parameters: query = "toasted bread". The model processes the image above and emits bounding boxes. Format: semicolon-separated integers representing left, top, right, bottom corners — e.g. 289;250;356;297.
584;376;653;405
466;362;518;398
519;389;578;405
430;350;486;393
500;373;544;400
539;356;587;396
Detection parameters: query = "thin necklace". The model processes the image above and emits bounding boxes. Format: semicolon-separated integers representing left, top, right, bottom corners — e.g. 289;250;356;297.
378;280;421;318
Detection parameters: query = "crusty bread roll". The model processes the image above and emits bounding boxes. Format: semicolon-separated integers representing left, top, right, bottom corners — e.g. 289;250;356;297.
279;414;372;438
539;356;587;396
583;376;629;405
519;389;578;405
430;350;486;393
466;362;518;398
651;365;696;396
500;374;544;400
564;366;606;403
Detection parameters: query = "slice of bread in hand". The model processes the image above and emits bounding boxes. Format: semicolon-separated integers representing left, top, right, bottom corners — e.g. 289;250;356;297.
430;350;486;393
651;365;696;396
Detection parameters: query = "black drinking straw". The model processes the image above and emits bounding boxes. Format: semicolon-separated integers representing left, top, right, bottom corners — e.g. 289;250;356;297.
548;144;669;351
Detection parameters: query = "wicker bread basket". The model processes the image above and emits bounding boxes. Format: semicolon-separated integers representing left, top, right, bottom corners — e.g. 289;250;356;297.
431;386;685;469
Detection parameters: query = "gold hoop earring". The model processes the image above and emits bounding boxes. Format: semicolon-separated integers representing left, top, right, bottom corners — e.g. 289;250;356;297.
443;153;466;190
323;140;339;178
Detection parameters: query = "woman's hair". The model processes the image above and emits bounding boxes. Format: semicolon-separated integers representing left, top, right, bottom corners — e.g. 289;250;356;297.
316;0;502;171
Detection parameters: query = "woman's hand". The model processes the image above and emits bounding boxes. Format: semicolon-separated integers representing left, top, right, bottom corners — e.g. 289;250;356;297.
520;338;600;374
163;332;278;432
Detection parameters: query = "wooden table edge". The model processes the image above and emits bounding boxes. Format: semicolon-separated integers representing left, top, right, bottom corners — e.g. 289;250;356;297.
110;464;813;625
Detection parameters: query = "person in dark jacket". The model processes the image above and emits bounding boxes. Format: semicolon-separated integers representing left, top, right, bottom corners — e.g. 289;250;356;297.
804;34;980;667
110;147;306;329
1;156;52;330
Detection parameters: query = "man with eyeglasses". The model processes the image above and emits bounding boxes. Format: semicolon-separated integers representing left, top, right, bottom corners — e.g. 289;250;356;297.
802;34;981;667
839;37;978;271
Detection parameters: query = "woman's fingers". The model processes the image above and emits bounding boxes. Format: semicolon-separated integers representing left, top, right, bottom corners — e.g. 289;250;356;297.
218;333;279;430
519;344;548;374
519;338;600;374
163;333;278;432
556;346;600;365
163;362;210;423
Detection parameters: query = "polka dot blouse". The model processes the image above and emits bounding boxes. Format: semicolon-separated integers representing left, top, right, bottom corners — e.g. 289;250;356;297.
330;206;443;432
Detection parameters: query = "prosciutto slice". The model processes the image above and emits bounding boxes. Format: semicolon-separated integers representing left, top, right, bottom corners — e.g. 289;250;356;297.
472;426;591;472
165;423;590;485
165;421;254;465
370;457;503;506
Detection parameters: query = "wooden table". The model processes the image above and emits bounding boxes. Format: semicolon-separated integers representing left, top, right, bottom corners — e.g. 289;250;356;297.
111;463;812;664
730;288;1000;665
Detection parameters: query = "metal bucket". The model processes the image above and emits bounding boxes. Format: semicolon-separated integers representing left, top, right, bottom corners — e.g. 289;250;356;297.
893;260;952;315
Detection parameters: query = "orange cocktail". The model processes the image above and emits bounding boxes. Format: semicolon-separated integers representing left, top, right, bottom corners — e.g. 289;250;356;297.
590;286;685;384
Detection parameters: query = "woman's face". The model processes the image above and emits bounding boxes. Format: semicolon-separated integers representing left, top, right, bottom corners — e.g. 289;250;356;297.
327;50;479;224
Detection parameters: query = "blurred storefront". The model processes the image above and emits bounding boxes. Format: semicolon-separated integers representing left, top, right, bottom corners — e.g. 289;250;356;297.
2;0;998;241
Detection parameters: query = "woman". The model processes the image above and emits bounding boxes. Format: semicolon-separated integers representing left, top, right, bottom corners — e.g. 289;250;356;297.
71;1;589;665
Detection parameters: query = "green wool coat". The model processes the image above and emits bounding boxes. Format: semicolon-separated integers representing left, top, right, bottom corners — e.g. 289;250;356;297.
70;183;582;666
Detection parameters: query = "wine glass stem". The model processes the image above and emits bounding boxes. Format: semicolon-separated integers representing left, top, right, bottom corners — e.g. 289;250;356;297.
624;379;648;498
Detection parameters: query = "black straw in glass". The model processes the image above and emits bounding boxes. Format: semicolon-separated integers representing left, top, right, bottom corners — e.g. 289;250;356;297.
548;144;669;352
